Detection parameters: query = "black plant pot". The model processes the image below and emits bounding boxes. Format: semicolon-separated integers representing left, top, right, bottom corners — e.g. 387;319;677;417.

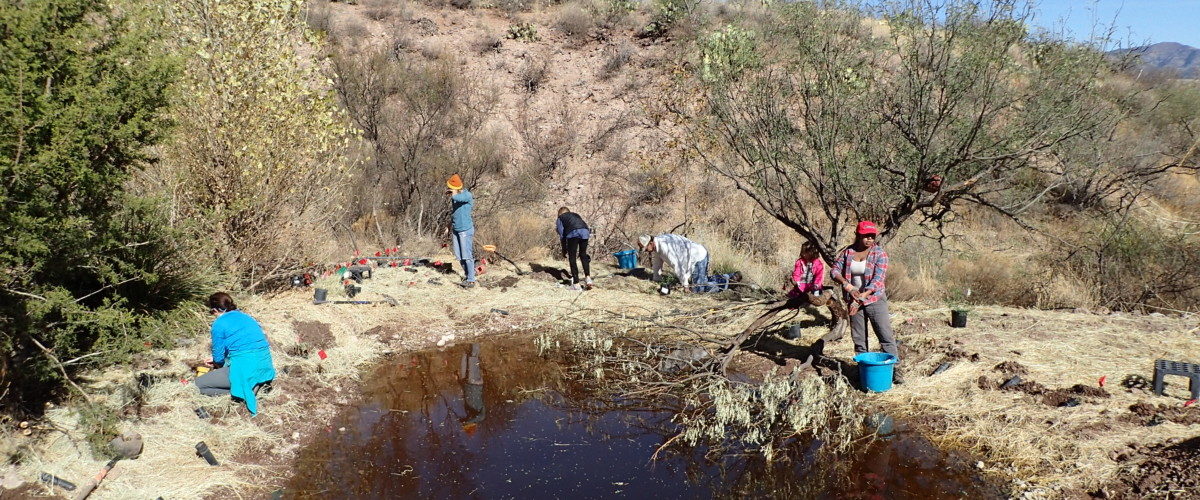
950;309;969;328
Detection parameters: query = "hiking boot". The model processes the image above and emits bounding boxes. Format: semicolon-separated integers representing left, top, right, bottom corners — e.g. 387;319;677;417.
892;371;905;385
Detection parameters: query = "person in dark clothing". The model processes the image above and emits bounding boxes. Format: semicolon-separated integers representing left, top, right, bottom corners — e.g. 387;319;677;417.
556;207;592;286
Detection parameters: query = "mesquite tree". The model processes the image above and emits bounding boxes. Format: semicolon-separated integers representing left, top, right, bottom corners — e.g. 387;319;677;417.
693;0;1118;261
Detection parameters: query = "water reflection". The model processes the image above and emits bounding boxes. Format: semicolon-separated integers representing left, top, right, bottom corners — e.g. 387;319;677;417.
460;343;485;431
285;338;1001;499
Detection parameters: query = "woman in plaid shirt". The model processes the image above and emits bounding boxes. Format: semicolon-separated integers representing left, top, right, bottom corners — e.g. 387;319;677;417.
831;221;902;384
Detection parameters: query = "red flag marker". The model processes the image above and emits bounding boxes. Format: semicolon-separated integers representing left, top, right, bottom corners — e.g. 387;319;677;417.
318;350;328;360
1186;399;1196;407
1098;376;1106;387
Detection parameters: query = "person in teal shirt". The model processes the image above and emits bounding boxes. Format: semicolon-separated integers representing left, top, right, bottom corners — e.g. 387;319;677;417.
446;174;477;287
196;292;276;415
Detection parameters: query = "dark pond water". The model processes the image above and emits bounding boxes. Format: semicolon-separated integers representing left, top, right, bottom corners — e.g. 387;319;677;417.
284;339;1002;499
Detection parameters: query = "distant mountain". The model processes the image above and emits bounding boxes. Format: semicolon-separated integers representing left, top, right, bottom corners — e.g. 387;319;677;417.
1110;42;1200;78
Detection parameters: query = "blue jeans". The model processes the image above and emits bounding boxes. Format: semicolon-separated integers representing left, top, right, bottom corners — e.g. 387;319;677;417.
451;228;476;282
690;256;710;292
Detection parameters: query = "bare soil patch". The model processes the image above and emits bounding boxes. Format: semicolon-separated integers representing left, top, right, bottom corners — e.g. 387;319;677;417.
292;321;334;350
1101;437;1200;498
1128;402;1200;425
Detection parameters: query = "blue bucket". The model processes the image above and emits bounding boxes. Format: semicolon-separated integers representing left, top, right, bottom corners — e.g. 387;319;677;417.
854;352;898;393
613;249;638;269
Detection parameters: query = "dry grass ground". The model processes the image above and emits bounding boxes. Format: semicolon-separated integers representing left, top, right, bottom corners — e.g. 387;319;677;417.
867;304;1200;496
3;255;1198;498
5;1;1196;497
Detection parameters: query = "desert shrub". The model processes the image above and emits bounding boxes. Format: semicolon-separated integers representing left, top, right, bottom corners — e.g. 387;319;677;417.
471;31;503;54
506;22;540;41
476;212;555;261
600;42;633;79
627;175;674;207
362;0;399;20
162;0;353;289
419;40;444;59
555;2;594;38
944;255;1040;308
336;15;372;39
304;0;333;33
596;0;636;25
517;55;550;92
517;102;576;171
331;48;507;240
1066;217;1200;311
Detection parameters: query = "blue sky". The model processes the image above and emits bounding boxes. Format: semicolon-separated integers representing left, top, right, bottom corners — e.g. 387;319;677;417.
1030;1;1200;48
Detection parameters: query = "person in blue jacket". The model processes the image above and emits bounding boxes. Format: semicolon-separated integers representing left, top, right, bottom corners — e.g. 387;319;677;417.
446;174;477;288
195;292;276;415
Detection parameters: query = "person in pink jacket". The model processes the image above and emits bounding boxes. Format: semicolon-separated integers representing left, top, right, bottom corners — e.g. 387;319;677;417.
788;241;826;301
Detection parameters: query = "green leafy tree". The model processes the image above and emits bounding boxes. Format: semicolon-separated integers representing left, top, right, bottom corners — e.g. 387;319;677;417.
0;0;196;413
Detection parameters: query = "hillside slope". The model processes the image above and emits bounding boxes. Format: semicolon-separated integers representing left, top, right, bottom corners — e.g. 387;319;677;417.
1113;41;1200;78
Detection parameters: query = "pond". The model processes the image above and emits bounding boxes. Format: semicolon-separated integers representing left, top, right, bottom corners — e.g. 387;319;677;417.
284;338;1002;499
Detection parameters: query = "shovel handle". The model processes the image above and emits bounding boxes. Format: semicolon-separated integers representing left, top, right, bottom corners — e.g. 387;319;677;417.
73;462;115;500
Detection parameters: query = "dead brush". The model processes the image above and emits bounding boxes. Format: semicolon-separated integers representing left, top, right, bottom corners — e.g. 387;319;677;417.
471;31;502;54
538;306;867;462
554;2;595;38
599;42;633;79
516;54;549;93
516;100;576;172
361;0;401;21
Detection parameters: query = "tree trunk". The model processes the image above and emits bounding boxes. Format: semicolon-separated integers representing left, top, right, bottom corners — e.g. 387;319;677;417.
717;295;848;375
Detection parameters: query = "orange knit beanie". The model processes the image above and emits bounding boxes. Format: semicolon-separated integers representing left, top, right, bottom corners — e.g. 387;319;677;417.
446;174;464;190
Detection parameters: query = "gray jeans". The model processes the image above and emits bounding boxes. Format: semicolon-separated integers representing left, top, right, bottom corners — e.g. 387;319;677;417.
850;297;899;362
451;228;476;282
196;366;231;396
